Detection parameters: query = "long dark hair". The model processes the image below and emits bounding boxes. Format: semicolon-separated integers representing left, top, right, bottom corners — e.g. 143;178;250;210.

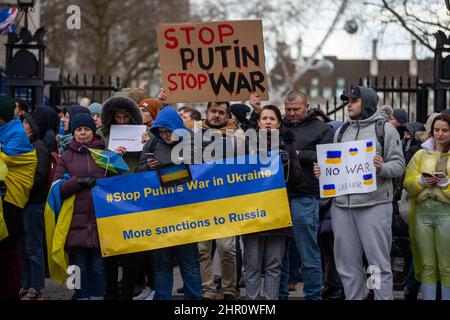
431;113;450;153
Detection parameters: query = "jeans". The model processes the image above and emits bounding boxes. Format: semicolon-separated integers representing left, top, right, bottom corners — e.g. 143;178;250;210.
69;247;106;299
153;243;202;300
290;196;322;300
20;202;45;290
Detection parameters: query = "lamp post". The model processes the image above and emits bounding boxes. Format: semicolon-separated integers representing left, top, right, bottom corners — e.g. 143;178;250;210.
17;0;36;30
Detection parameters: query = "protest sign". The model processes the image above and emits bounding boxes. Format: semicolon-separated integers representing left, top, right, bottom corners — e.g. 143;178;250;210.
156;20;269;103
316;139;377;198
108;125;147;152
92;156;291;257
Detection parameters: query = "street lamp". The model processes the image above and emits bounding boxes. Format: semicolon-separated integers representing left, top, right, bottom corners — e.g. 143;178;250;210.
16;0;36;30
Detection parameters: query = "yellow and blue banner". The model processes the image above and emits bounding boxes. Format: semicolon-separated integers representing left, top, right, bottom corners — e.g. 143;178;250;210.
92;156;292;257
0;118;37;209
366;141;374;152
0;158;8;241
44;174;76;284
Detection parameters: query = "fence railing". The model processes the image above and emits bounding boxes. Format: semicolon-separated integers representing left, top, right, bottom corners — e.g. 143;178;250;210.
318;76;434;124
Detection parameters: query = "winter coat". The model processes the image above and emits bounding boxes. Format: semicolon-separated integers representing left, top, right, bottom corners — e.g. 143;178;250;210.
137;107;191;172
283;111;334;198
53;136;113;249
23;112;51;203
333;88;405;208
98;96;144;173
246;128;303;237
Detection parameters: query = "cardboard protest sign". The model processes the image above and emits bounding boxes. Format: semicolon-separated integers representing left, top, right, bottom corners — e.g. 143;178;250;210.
156;20;269;103
108;125;147;152
316;139;377;198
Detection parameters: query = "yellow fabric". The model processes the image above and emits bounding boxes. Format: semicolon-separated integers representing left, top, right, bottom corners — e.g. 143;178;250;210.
403;149;450;283
44;195;75;285
0;150;37;209
0;158;8;241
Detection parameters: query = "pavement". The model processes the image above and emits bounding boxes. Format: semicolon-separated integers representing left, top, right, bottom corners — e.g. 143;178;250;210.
42;266;409;300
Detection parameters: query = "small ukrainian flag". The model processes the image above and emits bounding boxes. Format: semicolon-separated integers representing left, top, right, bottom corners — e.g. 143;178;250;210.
325;151;342;165
322;184;337;197
366;142;374;153
349;148;359;156
158;164;191;186
363;173;374;186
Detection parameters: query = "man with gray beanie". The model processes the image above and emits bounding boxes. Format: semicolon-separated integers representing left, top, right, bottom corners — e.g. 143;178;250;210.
314;86;405;300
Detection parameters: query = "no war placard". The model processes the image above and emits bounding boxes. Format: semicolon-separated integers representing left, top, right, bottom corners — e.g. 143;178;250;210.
156;20;269;103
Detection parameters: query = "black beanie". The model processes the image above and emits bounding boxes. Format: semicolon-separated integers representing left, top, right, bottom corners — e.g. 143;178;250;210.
70;113;96;135
0;95;16;123
230;104;251;124
393;108;408;124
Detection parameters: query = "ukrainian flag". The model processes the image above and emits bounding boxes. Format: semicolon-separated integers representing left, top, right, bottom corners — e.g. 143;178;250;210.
0;118;37;209
0;158;8;241
366;141;374;153
363;173;374;186
44;174;75;284
325;151;342;164
322;184;337;197
159;164;191;185
88;148;129;174
349;148;359;156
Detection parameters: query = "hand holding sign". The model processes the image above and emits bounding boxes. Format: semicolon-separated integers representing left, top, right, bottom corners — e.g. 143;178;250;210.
373;153;384;173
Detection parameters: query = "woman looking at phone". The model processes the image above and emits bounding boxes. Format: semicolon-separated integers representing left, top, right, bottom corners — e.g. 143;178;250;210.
403;113;450;300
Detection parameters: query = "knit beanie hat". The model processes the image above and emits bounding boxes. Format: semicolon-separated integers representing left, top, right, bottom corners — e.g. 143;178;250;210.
139;98;161;122
392;108;408;125
88;102;102;115
230;104;251;124
0;95;16;123
70;113;97;135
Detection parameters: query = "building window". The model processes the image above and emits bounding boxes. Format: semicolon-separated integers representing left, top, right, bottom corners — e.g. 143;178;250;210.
310;87;319;98
311;77;320;86
336;77;345;88
323;87;333;99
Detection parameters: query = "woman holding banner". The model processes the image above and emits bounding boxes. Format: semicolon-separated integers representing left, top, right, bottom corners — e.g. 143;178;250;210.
403;113;450;300
243;105;303;300
52;113;117;300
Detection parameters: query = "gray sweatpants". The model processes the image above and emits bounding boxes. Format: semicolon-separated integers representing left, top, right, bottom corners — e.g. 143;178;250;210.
331;202;393;300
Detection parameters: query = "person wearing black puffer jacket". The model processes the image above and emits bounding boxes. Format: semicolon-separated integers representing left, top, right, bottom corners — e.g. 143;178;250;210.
243;105;303;300
19;110;52;300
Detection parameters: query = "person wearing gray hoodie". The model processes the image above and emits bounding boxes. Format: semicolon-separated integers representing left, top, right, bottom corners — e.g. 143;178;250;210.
314;86;405;300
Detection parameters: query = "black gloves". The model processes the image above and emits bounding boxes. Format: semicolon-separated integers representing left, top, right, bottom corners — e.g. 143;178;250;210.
77;177;97;189
0;180;7;199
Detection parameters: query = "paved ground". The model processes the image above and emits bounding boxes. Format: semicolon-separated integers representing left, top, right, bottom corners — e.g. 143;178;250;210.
43;267;409;300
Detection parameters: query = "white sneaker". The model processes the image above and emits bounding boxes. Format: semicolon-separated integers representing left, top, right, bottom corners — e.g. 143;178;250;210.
133;287;152;300
144;290;155;300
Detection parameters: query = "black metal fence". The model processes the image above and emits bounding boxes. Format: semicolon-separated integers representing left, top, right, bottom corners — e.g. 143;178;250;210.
0;69;120;110
320;76;434;124
47;73;121;109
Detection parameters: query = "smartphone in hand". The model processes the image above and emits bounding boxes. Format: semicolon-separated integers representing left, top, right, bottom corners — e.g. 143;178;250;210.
433;172;447;179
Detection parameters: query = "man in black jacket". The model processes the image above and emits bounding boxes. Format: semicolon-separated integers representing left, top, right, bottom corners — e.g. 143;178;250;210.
282;90;334;300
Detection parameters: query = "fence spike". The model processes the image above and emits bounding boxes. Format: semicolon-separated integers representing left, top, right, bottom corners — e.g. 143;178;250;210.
83;74;87;85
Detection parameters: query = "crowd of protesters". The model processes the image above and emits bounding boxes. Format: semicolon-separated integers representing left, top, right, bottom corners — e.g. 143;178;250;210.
0;84;449;301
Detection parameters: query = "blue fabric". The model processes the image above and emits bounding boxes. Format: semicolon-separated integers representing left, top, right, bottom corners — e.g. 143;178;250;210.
0;118;34;156
20;202;45;289
150;107;188;142
69;247;106;299
47;173;71;220
290;196;322;300
153;243;202;300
